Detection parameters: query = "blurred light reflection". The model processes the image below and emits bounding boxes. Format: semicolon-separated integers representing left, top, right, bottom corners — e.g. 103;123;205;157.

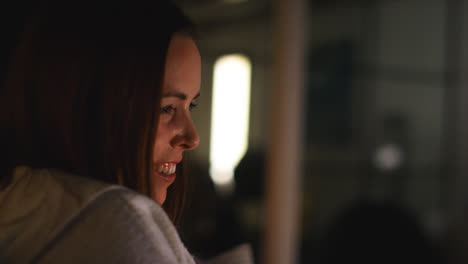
209;54;251;194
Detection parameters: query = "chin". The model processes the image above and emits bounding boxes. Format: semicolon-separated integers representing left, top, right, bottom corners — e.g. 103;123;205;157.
153;189;167;205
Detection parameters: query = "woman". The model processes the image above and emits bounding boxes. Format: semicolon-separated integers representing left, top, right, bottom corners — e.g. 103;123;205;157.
0;1;200;263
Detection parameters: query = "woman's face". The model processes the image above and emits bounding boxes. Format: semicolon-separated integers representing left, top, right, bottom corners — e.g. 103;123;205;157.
152;33;201;205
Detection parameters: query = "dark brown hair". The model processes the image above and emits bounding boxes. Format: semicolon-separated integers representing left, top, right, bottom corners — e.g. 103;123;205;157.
0;0;195;224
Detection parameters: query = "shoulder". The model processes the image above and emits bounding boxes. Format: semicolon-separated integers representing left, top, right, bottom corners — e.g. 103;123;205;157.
0;167;118;263
34;188;195;264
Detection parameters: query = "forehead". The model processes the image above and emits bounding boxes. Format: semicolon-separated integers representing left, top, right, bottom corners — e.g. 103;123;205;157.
166;33;199;61
162;33;201;95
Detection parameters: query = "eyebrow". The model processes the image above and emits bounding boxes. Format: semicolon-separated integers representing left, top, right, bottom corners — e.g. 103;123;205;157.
162;91;200;100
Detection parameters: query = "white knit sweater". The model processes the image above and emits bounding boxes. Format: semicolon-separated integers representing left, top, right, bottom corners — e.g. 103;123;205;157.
0;166;195;264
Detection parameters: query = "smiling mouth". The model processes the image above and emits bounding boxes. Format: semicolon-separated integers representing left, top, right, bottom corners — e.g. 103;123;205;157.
154;163;177;175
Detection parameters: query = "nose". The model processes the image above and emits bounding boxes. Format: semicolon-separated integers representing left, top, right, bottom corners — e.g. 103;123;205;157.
170;113;200;150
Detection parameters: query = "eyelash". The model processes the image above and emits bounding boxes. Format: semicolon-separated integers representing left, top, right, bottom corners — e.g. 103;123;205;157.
161;105;176;114
160;103;198;114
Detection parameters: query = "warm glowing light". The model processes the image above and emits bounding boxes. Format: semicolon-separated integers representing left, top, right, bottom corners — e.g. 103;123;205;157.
210;54;252;189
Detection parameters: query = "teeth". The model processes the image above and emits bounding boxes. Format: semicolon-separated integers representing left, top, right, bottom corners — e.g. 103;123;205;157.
154;163;176;175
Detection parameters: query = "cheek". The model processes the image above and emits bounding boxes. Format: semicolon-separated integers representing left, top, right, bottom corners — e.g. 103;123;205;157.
153;120;169;158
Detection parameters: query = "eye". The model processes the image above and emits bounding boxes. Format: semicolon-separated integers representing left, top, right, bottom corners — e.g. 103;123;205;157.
161;105;176;114
189;101;198;111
